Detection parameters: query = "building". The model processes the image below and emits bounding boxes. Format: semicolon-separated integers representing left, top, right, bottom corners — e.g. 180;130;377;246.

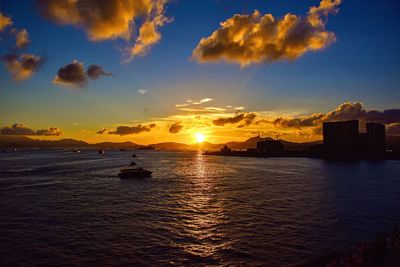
220;145;231;153
257;139;283;154
322;120;386;157
366;122;386;153
323;120;359;153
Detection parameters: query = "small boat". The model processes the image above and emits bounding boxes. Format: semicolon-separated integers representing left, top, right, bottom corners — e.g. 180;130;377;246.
130;161;136;166
73;148;81;153
132;153;137;157
118;167;152;179
99;149;105;154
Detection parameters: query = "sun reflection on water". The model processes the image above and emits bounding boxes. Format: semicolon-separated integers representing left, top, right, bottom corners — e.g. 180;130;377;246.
177;152;230;260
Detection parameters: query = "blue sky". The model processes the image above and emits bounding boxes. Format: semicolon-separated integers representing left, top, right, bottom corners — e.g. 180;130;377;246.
0;0;399;143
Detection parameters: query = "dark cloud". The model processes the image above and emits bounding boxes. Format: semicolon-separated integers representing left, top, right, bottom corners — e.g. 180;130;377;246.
192;0;341;66
54;61;113;87
1;123;61;136
109;123;156;136
272;113;324;129
53;60;88;88
96;128;107;134
2;53;45;80
169;122;183;134
87;65;112;80
36;0;170;58
365;109;400;125
386;123;400;136
213;112;256;127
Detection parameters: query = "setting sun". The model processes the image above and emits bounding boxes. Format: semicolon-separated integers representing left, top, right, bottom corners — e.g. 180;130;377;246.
195;132;206;143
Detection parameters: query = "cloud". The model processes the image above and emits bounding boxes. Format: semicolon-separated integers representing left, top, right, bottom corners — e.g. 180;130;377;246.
272;113;324;129
169;122;183;134
213;112;257;127
87;64;112;80
54;61;112;87
2;53;45;80
35;128;62;136
193;98;213;105
269;102;400;136
109;123;156;135
53;60;88;87
11;28;30;48
36;0;170;59
0;12;12;31
176;103;189;108
192;0;341;66
96;128;107;134
175;98;214;108
0;123;61;136
138;89;147;94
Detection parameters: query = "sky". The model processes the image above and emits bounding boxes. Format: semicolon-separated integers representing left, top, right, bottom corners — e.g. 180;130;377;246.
0;0;399;144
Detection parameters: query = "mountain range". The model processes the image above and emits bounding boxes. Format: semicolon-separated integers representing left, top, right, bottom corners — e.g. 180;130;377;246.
1;135;399;151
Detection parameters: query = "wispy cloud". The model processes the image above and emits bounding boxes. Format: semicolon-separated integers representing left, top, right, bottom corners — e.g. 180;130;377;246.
193;98;213;105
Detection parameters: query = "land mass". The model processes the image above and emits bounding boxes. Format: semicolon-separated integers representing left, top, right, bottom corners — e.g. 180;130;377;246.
1;135;399;151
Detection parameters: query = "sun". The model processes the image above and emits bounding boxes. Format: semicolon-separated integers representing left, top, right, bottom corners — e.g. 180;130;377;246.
195;132;206;143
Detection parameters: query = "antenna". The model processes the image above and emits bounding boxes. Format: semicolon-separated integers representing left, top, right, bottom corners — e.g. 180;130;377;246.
276;134;281;141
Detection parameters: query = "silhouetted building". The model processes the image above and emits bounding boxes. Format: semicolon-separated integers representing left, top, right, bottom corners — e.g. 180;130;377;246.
366;122;386;154
323;120;359;153
257;139;283;154
323;120;386;158
221;145;231;153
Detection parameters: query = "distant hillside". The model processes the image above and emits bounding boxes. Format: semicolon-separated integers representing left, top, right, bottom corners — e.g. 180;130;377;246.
2;135;397;151
0;136;142;149
150;142;192;151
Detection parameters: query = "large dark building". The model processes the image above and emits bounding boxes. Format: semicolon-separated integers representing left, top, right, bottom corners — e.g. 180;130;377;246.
323;120;359;153
322;120;386;156
366;123;386;153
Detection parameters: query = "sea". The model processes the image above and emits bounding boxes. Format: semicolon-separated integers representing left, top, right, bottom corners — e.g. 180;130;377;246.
0;149;400;266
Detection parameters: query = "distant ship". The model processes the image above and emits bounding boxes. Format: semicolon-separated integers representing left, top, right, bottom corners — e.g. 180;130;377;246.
98;149;105;154
73;148;81;153
118;167;152;179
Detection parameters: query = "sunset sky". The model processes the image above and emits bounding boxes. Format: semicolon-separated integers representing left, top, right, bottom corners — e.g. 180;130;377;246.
1;0;399;144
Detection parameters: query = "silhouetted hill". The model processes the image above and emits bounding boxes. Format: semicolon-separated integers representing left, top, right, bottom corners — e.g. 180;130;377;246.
0;136;142;149
2;135;398;151
95;142;142;149
150;142;192;151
